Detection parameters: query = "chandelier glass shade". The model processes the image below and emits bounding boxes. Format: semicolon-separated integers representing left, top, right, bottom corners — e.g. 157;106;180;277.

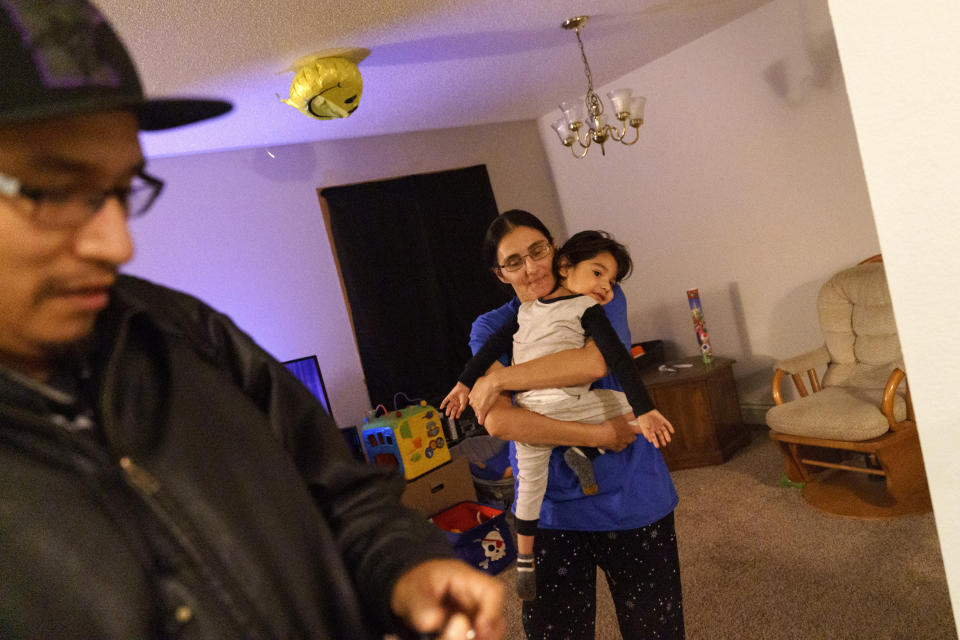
551;16;646;158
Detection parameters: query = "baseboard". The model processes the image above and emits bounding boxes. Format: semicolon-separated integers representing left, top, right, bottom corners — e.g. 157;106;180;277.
740;403;772;427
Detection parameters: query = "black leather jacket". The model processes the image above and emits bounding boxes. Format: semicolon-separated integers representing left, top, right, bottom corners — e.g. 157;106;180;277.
0;275;452;639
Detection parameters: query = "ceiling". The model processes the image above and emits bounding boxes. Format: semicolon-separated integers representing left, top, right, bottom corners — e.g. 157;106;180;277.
97;0;773;157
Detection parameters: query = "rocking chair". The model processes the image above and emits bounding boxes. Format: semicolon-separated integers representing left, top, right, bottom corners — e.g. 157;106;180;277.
765;255;931;518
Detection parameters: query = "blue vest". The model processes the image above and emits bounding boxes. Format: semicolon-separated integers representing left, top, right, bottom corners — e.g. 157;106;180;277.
469;286;678;530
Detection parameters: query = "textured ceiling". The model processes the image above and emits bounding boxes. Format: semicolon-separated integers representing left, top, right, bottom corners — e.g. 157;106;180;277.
96;0;773;157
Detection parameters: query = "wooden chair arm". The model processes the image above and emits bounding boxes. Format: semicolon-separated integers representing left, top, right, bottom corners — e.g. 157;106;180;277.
772;366;822;405
772;345;830;406
881;368;910;430
773;345;830;375
772;369;787;405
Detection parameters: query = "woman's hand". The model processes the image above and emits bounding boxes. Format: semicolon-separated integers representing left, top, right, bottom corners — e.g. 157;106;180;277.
596;413;638;451
468;373;504;425
440;382;471;419
629;409;675;448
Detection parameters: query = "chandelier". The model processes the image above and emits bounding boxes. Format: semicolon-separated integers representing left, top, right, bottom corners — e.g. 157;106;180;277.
551;16;646;158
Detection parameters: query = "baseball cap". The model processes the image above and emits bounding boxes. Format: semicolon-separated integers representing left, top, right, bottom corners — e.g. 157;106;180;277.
0;0;231;130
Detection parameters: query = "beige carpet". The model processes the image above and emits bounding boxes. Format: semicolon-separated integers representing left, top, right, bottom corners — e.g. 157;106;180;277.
496;427;956;639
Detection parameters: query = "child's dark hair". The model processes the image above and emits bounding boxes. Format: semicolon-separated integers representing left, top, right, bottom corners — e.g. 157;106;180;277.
556;230;633;283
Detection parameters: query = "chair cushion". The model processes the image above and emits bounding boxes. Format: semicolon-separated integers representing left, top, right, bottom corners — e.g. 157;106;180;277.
818;262;903;387
766;386;906;441
823;362;904;389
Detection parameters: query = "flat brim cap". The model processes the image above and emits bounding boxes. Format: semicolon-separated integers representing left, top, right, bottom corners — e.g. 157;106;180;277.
0;0;231;130
137;98;232;131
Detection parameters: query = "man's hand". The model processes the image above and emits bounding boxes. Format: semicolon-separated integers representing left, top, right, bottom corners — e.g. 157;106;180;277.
440;382;471;419
467;374;504;425
629;409;675;448
390;558;505;640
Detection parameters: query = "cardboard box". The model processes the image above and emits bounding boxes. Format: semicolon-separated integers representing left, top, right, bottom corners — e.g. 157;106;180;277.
402;456;516;575
401;456;476;517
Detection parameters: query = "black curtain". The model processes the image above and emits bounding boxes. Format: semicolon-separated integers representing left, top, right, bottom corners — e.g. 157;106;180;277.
322;165;511;410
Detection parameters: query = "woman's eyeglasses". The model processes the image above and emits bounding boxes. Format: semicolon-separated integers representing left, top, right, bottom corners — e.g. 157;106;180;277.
497;241;553;272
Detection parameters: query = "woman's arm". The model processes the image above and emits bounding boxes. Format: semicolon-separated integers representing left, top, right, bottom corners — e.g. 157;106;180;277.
471;361;635;449
495;341;608;389
467;343;608;421
482;393;637;451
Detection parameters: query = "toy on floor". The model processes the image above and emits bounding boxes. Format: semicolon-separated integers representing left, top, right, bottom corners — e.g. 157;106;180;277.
430;501;515;574
778;473;805;490
361;396;450;480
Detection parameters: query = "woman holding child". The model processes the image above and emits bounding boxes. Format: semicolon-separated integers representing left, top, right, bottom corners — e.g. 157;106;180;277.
455;209;685;639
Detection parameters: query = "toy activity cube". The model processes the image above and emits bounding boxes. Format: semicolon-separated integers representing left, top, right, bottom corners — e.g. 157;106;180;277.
361;400;450;480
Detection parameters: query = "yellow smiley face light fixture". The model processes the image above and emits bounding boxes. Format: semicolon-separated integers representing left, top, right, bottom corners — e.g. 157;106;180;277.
279;47;370;120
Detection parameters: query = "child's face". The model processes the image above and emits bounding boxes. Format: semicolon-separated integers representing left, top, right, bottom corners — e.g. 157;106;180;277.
559;251;618;304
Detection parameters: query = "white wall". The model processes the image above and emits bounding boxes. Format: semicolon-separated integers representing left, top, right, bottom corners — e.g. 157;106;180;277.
828;1;960;631
539;0;878;422
126;121;564;428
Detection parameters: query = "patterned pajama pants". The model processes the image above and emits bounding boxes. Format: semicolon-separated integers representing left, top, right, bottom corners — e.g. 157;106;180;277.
521;511;684;640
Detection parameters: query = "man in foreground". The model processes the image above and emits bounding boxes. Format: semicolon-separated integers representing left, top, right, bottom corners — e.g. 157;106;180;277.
0;1;504;638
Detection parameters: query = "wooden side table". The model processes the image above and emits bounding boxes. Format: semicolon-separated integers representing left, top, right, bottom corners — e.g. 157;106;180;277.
639;356;749;470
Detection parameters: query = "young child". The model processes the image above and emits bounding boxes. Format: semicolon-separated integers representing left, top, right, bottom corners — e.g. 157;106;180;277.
441;230;665;600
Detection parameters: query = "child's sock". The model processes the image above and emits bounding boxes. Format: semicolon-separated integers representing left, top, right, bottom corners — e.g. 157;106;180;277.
564;447;599;495
516;553;536;600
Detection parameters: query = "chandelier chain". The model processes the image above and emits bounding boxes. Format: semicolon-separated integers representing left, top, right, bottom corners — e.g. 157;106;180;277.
575;27;594;94
575;27;604;118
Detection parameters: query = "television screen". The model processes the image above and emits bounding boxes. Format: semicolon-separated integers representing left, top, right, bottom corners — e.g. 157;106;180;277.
282;355;334;421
